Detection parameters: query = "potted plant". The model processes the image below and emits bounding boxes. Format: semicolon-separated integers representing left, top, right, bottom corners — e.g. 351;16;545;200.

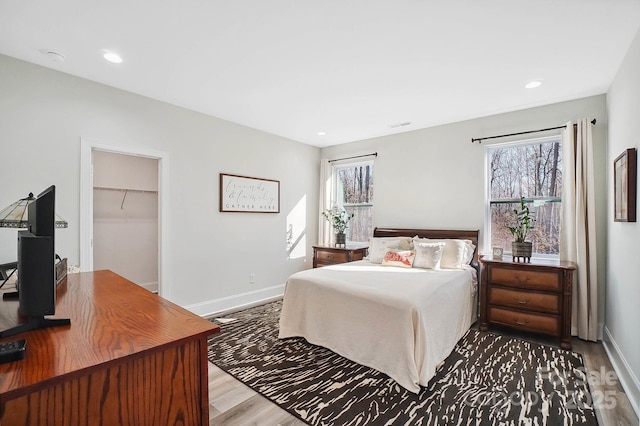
322;207;354;247
508;197;534;261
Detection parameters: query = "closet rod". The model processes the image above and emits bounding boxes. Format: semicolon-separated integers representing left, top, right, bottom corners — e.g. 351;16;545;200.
329;152;377;163
471;119;596;144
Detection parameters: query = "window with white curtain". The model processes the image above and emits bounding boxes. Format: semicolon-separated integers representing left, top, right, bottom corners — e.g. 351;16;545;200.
486;135;563;257
331;160;374;244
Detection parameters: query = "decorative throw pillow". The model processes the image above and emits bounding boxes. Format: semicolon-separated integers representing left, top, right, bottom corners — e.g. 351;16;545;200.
381;249;415;268
368;239;401;263
413;242;446;269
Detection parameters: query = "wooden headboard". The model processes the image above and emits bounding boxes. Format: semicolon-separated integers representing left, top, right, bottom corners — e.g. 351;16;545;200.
373;227;480;273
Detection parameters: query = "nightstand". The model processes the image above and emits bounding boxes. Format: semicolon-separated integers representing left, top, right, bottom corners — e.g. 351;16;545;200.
479;256;576;350
312;245;368;268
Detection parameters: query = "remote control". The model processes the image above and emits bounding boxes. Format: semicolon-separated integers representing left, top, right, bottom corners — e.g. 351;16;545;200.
0;339;26;364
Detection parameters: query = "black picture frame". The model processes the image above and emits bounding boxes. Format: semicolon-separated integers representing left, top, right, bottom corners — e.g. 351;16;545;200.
614;148;637;222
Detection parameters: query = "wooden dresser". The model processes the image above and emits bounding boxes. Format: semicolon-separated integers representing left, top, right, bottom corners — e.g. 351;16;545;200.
0;270;219;425
312;245;368;268
479;256;576;350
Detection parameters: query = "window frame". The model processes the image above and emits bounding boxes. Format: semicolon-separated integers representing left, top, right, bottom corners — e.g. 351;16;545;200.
330;159;374;245
484;134;563;259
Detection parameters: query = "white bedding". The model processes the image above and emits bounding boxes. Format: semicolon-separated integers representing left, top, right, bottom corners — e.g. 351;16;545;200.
278;260;477;393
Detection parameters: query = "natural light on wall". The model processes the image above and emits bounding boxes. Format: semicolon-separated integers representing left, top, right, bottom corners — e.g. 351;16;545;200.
287;195;306;259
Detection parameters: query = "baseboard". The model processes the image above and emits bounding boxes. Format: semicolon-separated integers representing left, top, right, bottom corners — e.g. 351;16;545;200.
603;326;640;418
138;281;158;293
183;284;285;318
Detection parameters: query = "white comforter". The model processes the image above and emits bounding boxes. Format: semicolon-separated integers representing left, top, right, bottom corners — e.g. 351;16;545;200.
278;260;476;393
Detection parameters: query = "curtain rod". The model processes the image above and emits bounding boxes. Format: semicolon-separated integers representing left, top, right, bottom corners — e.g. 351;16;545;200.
329;152;378;163
471;119;596;144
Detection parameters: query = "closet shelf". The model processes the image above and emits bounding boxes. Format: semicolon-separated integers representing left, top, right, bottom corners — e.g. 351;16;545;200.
94;186;157;210
93;186;158;194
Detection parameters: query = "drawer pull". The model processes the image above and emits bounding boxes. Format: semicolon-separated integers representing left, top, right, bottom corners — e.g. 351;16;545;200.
513;318;529;326
514;297;531;305
327;255;333;259
513;274;530;285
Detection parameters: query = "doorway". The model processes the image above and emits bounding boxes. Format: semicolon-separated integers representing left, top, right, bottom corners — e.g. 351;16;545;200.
93;151;158;292
80;138;170;298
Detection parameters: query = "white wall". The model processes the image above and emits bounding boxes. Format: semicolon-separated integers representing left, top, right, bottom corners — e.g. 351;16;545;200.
606;27;640;415
0;54;319;313
321;94;608;328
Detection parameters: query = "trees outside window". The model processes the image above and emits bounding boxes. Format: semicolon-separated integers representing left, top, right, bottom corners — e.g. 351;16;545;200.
333;161;374;244
487;136;562;256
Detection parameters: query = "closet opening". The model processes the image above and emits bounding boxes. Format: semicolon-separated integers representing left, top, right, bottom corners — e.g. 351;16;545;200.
79;138;170;298
93;151;159;293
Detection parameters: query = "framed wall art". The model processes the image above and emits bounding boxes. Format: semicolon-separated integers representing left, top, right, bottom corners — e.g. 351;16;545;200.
613;148;637;222
219;173;280;213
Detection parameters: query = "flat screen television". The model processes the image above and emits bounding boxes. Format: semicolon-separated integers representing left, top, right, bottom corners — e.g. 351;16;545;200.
0;185;70;338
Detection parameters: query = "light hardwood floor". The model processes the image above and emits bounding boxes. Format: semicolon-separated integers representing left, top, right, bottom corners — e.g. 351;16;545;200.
208;334;638;426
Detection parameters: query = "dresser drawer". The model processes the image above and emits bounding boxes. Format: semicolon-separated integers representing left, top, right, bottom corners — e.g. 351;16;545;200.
315;250;349;264
488;307;560;336
488;287;560;314
489;267;560;291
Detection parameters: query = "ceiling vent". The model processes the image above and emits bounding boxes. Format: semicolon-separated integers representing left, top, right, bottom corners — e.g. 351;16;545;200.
389;121;412;129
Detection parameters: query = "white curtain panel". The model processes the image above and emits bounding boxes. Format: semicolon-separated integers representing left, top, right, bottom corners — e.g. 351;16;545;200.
560;119;598;341
318;159;332;246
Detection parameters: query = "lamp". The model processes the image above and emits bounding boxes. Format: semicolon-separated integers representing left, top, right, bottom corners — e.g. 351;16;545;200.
0;192;68;229
0;192;68;288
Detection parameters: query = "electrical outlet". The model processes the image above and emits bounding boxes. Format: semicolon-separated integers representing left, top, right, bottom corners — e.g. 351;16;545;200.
249;273;255;284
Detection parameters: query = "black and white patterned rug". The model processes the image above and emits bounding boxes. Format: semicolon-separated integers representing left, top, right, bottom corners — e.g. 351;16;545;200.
207;300;598;425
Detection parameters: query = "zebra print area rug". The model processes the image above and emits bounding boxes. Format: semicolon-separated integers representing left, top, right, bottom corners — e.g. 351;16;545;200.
207;300;598;425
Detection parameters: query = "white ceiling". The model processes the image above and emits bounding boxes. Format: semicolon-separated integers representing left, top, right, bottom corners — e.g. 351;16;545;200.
1;1;639;147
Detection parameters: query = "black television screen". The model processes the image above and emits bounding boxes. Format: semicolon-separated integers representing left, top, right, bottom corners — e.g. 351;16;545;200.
0;185;70;338
18;185;56;316
27;185;55;237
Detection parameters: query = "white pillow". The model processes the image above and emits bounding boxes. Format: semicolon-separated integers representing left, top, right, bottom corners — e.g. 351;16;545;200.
413;242;446;269
413;237;470;269
463;243;476;265
369;236;413;250
381;249;415;268
397;237;414;250
368;239;401;263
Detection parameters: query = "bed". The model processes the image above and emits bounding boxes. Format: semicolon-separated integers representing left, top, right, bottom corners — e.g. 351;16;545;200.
278;227;480;393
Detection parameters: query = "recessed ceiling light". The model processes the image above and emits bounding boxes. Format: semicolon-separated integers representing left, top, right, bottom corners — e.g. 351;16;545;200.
103;51;123;64
317;131;327;136
525;80;542;89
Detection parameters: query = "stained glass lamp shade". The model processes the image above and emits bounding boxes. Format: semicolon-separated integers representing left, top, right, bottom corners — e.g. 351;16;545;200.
0;192;68;229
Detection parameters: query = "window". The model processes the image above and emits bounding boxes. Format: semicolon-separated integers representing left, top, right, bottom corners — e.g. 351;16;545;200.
332;161;374;244
486;136;562;257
